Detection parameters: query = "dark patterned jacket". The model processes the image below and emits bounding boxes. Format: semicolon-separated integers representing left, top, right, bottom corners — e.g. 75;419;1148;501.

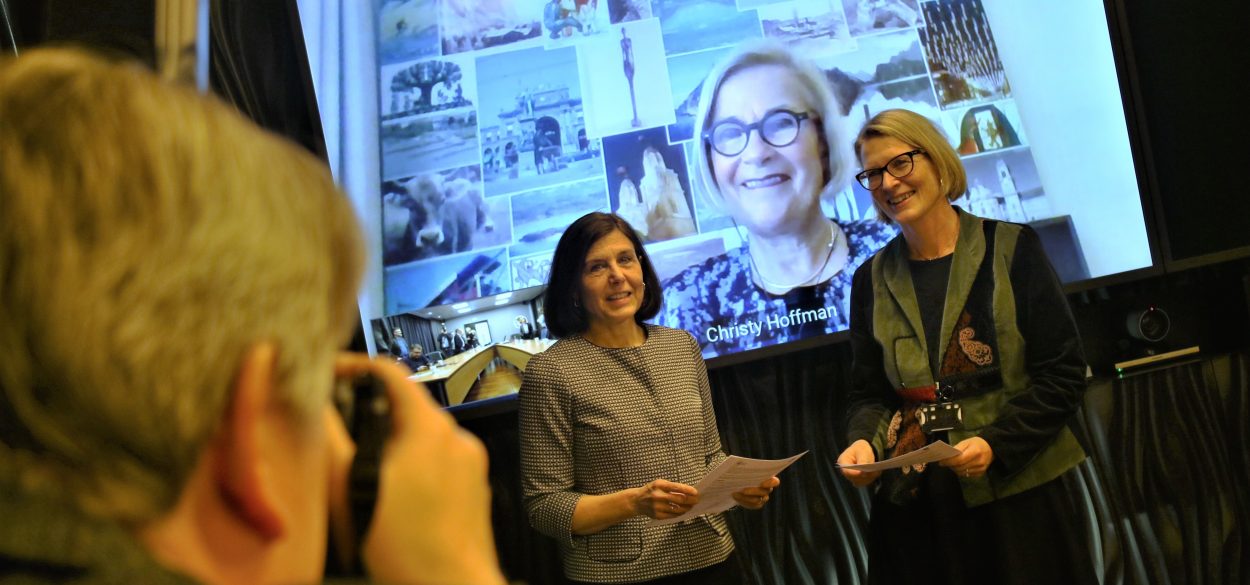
519;325;733;583
846;208;1087;506
658;219;896;360
0;475;200;584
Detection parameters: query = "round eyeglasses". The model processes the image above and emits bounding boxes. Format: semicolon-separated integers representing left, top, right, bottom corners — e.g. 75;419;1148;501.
703;110;811;157
854;149;925;190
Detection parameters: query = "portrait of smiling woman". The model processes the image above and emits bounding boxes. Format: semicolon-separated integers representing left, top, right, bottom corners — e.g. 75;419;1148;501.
658;41;894;358
838;109;1096;584
519;212;778;584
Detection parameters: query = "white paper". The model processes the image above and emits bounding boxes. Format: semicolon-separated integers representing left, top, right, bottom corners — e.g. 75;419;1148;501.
836;440;961;472
649;451;807;526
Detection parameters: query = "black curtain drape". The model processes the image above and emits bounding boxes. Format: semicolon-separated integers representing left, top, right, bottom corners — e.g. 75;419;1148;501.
382;314;437;360
707;342;871;584
468;345;1250;585
1070;353;1250;585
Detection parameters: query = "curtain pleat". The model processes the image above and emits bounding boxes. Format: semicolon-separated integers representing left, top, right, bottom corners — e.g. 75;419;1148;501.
709;342;871;585
382;313;436;359
461;411;568;585
1103;355;1249;585
471;347;1250;585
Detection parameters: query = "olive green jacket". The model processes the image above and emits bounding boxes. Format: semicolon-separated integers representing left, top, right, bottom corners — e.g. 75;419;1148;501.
846;208;1087;506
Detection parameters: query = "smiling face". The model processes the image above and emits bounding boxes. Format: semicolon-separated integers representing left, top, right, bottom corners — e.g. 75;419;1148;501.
858;135;946;227
709;64;825;238
578;229;645;331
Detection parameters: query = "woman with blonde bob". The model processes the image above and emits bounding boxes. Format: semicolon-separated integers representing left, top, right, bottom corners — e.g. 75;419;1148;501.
838;109;1096;584
658;40;893;358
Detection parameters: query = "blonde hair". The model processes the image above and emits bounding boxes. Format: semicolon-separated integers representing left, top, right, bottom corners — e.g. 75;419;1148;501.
853;108;967;223
692;40;851;214
0;49;364;523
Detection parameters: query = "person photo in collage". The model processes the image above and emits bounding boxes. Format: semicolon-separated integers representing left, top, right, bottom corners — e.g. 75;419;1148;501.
602;126;696;243
375;0;1060;363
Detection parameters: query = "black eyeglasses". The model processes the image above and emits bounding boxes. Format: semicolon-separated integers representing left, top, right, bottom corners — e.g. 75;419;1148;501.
855;149;925;190
703;110;811;157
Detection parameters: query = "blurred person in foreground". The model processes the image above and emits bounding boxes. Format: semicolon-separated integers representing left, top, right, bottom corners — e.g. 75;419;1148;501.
836;109;1096;584
519;212;779;584
0;48;503;585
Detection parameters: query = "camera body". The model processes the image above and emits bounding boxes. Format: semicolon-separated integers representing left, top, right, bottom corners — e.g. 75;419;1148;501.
348;374;389;543
329;373;390;574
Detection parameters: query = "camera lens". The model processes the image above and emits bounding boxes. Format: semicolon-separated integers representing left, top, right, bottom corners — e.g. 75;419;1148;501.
1126;307;1170;342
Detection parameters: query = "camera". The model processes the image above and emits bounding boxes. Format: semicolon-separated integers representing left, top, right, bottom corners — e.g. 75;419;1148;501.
1126;306;1170;343
329;373;390;574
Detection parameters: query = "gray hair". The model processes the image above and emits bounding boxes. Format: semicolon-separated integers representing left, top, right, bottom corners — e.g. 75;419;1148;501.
0;49;364;523
691;40;851;214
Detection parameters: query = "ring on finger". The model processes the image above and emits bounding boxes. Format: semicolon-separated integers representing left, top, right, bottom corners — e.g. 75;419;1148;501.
669;502;677;511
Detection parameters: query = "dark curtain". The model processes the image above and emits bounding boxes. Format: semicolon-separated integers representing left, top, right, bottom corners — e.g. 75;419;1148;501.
708;342;871;584
462;411;568;585
1069;353;1250;585
208;0;326;161
382;314;436;359
468;345;1250;585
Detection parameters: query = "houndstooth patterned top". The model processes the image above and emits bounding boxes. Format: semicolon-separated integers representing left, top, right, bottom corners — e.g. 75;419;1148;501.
519;324;734;583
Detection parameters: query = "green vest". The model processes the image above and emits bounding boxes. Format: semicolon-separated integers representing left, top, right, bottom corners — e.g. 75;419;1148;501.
866;209;1085;506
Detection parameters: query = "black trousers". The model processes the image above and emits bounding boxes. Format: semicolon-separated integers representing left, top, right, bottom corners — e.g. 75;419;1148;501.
868;467;1098;585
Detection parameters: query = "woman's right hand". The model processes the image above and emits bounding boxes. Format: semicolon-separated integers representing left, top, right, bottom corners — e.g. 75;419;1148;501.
837;440;882;487
633;478;699;519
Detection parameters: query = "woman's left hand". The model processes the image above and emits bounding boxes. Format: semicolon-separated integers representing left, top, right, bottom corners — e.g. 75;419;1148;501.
732;476;780;510
939;436;994;479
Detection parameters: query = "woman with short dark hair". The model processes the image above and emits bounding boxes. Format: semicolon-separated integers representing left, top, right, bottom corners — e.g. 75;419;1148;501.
520;212;778;584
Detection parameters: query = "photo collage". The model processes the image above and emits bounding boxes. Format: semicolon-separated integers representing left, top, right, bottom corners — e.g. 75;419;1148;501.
376;0;1056;358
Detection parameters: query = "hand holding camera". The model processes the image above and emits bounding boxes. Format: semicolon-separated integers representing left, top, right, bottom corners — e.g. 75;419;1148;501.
330;354;505;585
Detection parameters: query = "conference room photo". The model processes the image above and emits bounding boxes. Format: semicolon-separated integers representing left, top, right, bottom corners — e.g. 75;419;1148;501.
4;0;1249;584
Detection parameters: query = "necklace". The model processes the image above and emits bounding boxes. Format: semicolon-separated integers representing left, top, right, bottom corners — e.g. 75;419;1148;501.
911;248;952;262
749;221;840;293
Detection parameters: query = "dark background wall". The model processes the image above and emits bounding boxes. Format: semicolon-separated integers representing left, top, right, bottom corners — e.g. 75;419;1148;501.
1116;0;1250;269
2;0;155;65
